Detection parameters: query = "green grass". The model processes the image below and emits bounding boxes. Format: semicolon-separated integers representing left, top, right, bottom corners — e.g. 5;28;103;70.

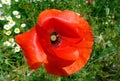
0;0;120;81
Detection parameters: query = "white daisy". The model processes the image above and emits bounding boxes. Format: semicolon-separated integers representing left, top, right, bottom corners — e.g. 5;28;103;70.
0;4;2;7
9;38;14;43
105;22;108;25
78;4;81;7
37;0;42;2
6;74;10;78
0;16;5;20
3;41;11;46
12;80;15;81
3;24;11;30
4;30;12;36
1;0;11;5
14;28;20;34
51;0;54;2
15;15;21;19
21;23;26;28
14;46;21;52
8;20;16;27
12;10;19;16
6;15;12;21
15;0;19;2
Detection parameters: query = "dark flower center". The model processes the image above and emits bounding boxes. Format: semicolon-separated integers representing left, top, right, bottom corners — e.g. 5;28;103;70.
50;32;61;45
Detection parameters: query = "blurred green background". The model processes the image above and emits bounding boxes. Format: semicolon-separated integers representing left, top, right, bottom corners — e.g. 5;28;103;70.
0;0;120;81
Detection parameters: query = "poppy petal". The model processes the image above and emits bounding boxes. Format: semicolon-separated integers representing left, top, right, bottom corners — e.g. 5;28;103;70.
53;42;79;61
62;56;86;75
53;10;81;38
44;62;68;76
38;9;61;27
15;27;46;69
44;48;92;76
63;48;93;75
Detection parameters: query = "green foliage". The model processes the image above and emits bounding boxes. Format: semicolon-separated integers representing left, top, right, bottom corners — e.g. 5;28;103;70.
0;0;120;81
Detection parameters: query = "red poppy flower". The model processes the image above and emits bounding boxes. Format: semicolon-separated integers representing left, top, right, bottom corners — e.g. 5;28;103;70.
15;9;94;76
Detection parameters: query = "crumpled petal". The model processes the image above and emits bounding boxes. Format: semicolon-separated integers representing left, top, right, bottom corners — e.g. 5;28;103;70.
15;27;46;69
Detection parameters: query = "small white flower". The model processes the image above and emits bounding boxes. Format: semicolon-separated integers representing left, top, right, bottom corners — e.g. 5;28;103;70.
8;20;16;27
85;0;88;4
51;0;54;2
105;22;108;25
78;4;81;7
13;10;19;16
36;0;42;2
21;23;26;28
14;46;21;52
12;80;15;81
3;24;11;30
0;4;2;7
4;30;12;36
0;16;5;20
9;38;14;43
14;28;20;34
3;41;11;46
1;0;11;5
15;0;19;2
6;16;12;21
6;74;10;78
15;15;21;19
